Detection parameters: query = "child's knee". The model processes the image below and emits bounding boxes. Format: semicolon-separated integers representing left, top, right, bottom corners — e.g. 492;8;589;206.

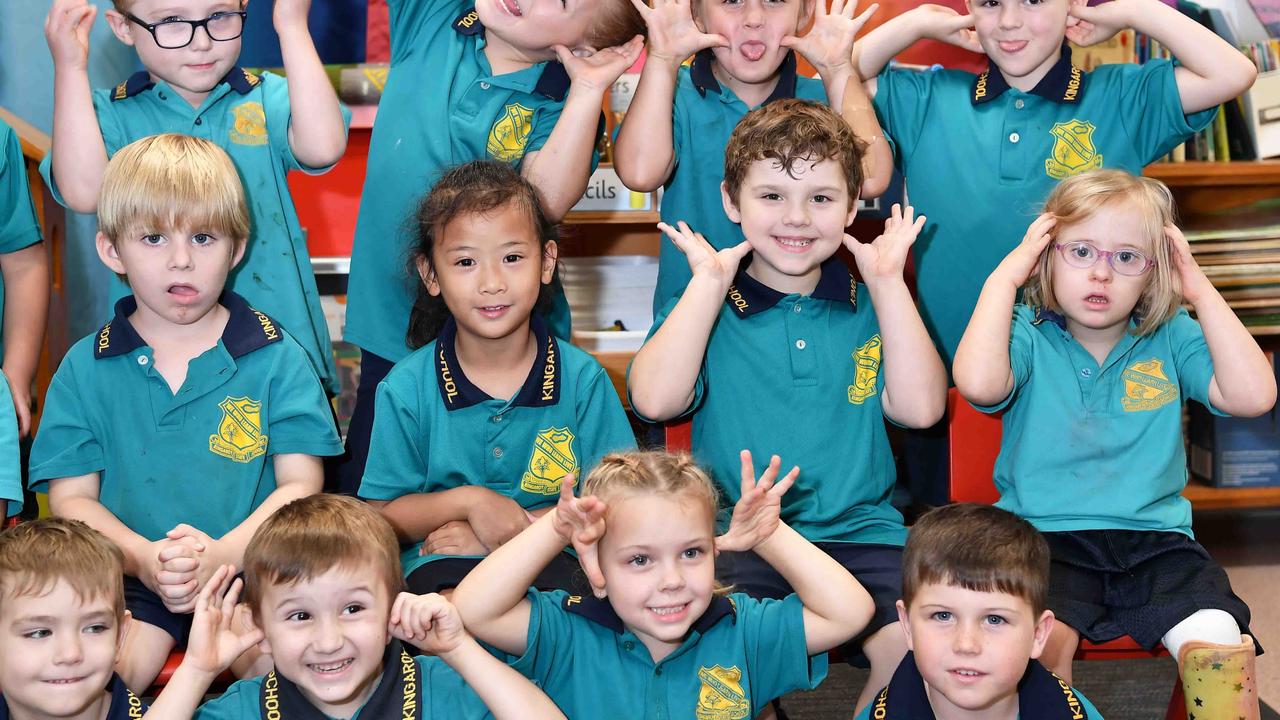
1161;608;1242;659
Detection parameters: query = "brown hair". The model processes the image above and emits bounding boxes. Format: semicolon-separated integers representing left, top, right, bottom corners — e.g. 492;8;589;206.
242;495;403;616
723;98;866;204
1023;169;1180;336
588;0;646;49
0;518;125;619
902;504;1049;614
98;134;250;248
407;160;559;348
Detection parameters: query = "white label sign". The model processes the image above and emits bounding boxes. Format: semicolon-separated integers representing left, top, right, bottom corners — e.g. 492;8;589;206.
572;167;652;213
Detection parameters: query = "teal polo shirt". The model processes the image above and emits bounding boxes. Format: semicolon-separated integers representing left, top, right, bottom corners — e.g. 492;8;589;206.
650;50;826;314
38;67;348;393
193;645;490;720
28;291;343;542
512;590;827;720
344;0;577;364
633;257;907;546
358;317;635;576
0;117;43;357
976;305;1222;538
873;50;1216;367
0;372;20;517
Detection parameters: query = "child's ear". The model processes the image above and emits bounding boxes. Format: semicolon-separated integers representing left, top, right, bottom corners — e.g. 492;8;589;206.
721;182;742;224
1028;609;1056;660
798;0;816;34
895;600;914;651
231;238;247;270
95;232;127;275
104;9;137;47
541;240;559;285
416;256;441;297
845;198;858;228
114;610;133;661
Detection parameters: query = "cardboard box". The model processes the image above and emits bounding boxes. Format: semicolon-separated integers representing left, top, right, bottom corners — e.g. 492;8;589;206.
1189;352;1280;487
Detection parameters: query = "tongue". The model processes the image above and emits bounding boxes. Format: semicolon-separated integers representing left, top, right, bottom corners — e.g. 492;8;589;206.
169;285;197;297
740;42;767;61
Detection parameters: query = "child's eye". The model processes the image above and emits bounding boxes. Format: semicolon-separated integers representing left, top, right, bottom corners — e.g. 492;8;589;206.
191;233;216;246
681;548;702;560
761;193;782;201
455;258;476;268
930;611;953;622
22;628;51;640
342;604;365;615
811;195;832;204
286;611;312;622
629;554;649;567
503;253;524;263
84;623;110;635
985;614;1008;626
141;234;166;246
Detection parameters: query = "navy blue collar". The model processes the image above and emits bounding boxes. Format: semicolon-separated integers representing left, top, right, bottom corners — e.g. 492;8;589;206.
434;316;562;411
0;674;146;719
111;66;260;102
451;8;571;101
1032;306;1070;330
94;290;282;360
972;42;1084;105
691;48;799;103
561;592;737;635
870;653;1089;719
726;255;858;318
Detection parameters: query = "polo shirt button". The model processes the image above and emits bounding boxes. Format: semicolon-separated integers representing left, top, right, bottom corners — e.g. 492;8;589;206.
194;117;203;125
1009;132;1021;144
1014;99;1025;109
137;356;149;366
492;447;503;458
655;667;663;676
492;415;503;423
158;92;167;100
623;641;635;650
795;339;806;350
480;81;491;90
1081;368;1092;378
793;304;802;313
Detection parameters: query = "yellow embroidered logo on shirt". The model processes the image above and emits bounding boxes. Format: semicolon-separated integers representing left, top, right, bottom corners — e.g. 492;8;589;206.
521;427;577;494
1121;358;1177;412
848;334;882;405
1045;119;1103;179
229;102;268;146
209;396;268;462
696;665;750;720
487;103;534;162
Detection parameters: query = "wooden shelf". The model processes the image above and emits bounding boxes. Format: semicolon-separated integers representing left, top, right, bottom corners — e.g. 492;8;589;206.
1184;479;1280;511
1145;160;1280;187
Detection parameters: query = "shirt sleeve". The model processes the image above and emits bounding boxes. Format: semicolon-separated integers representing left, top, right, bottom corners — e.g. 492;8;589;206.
735;593;829;712
358;376;431;500
574;363;639;472
0;372;22;517
973;305;1035;414
192;677;261;720
38;89;128;209
0;123;41;254
263;337;344;457
1166;308;1225;416
1105;60;1218;163
28;355;105;491
261;72;353;174
626;295;707;424
872;66;936;169
510;589;576;683
417;655;494;719
387;0;457;65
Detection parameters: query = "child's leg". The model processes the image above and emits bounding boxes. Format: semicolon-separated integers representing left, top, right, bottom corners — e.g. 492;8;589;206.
858;622;908;712
1039;621;1080;683
116;619;176;692
336;350;396;496
1163;610;1259;720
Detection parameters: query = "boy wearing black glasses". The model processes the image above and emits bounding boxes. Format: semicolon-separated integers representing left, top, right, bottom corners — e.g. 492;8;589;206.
42;0;350;401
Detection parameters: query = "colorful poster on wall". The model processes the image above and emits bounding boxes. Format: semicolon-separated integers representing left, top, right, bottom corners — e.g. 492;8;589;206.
1247;0;1280;35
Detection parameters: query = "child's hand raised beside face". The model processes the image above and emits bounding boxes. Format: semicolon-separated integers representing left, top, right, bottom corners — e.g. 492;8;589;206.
272;0;313;33
552;474;608;597
715;450;798;553
182;565;264;677
845;203;926;287
1065;0;1135;48
659;220;751;296
782;0;879;81
44;0;96;71
911;4;982;53
993;212;1056;290
1167;223;1214;306
630;0;728;65
388;592;469;655
554;36;647;95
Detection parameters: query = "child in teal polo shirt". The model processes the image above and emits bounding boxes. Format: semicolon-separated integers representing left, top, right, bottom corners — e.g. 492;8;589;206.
614;0;893;314
954;169;1274;718
628;99;947;714
0;116;49;442
144;495;567;720
28;134;342;694
42;0;349;396
337;0;647;496
454;450;875;720
856;504;1103;720
359;161;635;596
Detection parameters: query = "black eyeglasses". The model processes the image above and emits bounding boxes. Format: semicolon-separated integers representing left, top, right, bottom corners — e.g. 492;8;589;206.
123;9;247;50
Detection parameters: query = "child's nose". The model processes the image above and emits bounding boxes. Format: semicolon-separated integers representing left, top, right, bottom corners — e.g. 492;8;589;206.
1088;256;1114;282
53;634;85;665
659;563;686;591
187;24;215;51
478;265;505;293
169;242;194;270
998;4;1022;28
744;0;764;26
783;200;809;226
953;625;981;655
312;618;345;654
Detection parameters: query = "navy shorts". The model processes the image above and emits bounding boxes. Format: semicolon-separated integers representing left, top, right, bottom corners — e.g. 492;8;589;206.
406;551;586;596
1044;530;1258;652
124;576;191;646
717;542;903;667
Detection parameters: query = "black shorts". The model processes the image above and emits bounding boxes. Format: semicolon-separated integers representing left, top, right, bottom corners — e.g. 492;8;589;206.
1044;530;1258;652
406;551;586;596
124;576;191;646
717;543;903;667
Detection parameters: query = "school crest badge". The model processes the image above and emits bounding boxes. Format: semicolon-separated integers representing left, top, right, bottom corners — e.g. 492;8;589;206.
1045;119;1103;179
848;334;882;405
209;396;268;462
229;102;268;146
487;103;534;162
1121;358;1177;412
521;427;577;494
696;665;750;720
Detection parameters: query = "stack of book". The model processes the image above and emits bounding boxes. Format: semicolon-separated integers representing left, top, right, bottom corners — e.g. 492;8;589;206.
1185;224;1280;333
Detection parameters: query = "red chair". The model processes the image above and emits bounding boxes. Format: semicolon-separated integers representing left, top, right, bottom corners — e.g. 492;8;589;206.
148;652;236;695
946;388;1186;719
